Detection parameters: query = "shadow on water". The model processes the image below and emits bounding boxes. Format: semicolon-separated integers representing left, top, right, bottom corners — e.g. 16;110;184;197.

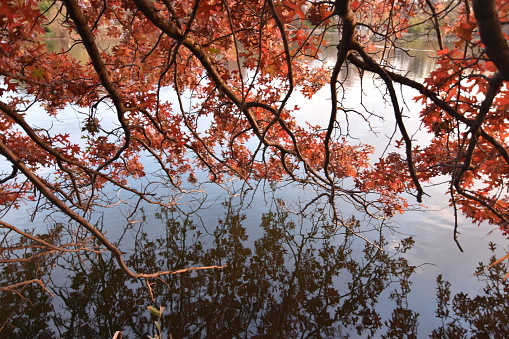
2;198;508;338
431;242;509;339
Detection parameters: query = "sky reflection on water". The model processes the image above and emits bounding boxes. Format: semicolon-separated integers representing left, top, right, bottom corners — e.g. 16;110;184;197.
1;192;508;337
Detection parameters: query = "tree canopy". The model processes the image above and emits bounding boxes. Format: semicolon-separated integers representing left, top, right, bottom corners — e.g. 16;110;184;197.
1;0;509;283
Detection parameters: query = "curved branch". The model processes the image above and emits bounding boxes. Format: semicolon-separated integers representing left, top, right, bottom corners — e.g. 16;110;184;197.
0;220;93;255
352;44;425;203
0;279;53;295
425;0;444;50
0;101;171;210
349;43;509;220
325;0;357;177
452;72;508;223
472;0;509;81
348;54;509;169
0;138;225;279
62;0;131;171
0;165;17;184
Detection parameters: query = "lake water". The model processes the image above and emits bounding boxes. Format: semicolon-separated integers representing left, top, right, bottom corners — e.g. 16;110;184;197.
1;38;508;338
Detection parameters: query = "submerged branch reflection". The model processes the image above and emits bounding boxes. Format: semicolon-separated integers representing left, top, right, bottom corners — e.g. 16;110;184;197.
2;199;505;337
432;242;509;338
126;200;420;337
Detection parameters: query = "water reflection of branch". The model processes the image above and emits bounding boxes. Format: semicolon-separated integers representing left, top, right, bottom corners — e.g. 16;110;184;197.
432;242;509;338
0;198;420;337
141;199;419;337
0;220;98;260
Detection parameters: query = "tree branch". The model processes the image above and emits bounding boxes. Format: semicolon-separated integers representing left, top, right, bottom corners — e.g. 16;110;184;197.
472;0;509;81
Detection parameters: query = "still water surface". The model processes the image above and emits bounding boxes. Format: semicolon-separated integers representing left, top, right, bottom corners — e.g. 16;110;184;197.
1;39;508;338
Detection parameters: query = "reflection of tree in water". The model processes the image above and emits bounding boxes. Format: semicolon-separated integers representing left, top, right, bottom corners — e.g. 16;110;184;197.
0;224;66;338
127;200;419;338
0;199;443;337
432;242;509;339
0;253;56;338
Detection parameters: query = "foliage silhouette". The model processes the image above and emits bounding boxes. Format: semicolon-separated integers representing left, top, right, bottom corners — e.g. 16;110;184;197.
1;199;420;337
432;242;509;339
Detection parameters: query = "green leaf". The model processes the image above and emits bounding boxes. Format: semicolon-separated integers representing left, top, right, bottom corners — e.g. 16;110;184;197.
147;306;160;317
